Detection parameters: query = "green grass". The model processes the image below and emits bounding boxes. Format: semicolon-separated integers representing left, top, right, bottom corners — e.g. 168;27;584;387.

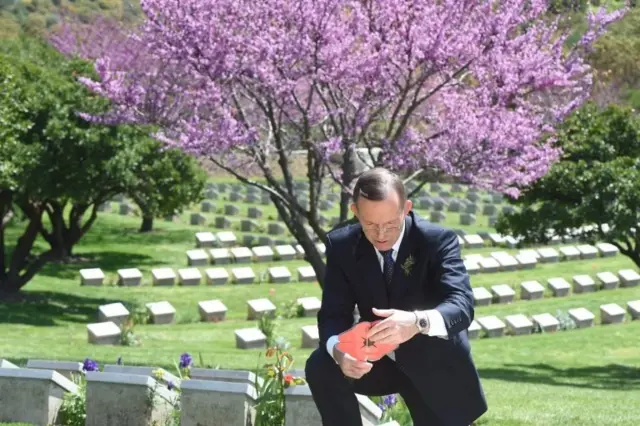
1;186;639;425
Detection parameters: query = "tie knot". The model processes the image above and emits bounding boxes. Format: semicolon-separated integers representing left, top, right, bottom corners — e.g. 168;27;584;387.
381;249;394;260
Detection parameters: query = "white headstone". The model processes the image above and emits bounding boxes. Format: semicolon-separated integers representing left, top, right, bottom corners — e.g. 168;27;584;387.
536;247;559;263
479;257;500;273
467;320;482;339
577;244;598;259
87;321;121;345
297;266;317;282
297;297;321;317
234;328;267;349
465;254;485;264
568;307;595;328
559;246;580;261
209;248;232;264
268;266;292;283
596;242;619;257
232;267;256;284
493;254;518;271
25;360;83;379
295;245;305;258
199;300;228;322
531;313;559;332
463;234;484;249
178;268;202;286
572;274;596;293
600;303;625;325
476;316;506;338
505;314;533;336
275;245;297;261
515;252;537;269
596;271;620;290
491;284;515;304
216;231;237;247
205;268;229;285
252;245;275;262
80;268;105;286
145;301;176;324
301;325;319;349
618;269;640;287
117;268;142;286
472;287;492;307
98;303;130;326
187;249;210;266
195;232;216;248
230;247;253;263
547;277;571;297
488;234;505;246
627;300;640;320
520;281;545;300
247;298;276;320
464;260;480;275
152;268;176;286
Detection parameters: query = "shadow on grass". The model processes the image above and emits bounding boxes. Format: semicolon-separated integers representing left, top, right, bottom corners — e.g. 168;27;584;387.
479;363;640;390
37;251;158;280
0;290;126;326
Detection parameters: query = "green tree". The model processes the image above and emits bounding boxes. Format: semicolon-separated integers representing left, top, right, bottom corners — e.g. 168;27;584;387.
128;140;206;233
496;102;640;268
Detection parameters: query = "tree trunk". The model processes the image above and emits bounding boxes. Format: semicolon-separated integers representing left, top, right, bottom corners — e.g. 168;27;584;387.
139;216;154;232
339;145;357;222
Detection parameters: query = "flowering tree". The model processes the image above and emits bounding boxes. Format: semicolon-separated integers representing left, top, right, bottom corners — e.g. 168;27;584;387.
71;1;625;287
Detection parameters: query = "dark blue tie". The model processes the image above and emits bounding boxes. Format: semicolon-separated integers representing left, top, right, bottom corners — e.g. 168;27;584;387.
381;249;395;287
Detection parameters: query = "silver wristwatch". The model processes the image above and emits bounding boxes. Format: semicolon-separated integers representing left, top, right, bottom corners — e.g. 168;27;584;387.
414;311;430;334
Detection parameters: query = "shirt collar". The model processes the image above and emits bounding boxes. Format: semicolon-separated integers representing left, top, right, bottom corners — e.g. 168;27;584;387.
374;218;405;255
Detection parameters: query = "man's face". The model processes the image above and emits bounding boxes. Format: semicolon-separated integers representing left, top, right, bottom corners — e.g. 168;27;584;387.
351;190;412;251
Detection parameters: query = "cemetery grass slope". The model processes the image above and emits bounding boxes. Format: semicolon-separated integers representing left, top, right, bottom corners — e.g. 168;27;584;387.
0;186;639;425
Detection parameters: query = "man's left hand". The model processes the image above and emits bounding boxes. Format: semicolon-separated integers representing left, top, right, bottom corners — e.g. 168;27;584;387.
367;308;419;345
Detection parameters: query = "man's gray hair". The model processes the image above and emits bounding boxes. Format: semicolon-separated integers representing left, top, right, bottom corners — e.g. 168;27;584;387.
352;167;406;206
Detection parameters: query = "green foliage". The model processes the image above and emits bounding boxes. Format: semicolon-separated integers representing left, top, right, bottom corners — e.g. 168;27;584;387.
57;378;86;426
258;314;278;347
277;299;305;319
496;102;640;267
548;0;590;14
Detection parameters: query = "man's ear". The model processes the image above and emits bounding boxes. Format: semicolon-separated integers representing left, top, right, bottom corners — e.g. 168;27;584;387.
404;199;413;215
350;202;358;217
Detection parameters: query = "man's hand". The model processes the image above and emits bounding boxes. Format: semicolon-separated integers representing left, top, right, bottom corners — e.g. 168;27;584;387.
333;346;373;379
367;308;419;346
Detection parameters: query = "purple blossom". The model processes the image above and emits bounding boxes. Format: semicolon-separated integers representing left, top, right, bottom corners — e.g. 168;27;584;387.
116;356;122;365
382;394;397;407
167;380;175;391
179;353;192;369
82;358;99;372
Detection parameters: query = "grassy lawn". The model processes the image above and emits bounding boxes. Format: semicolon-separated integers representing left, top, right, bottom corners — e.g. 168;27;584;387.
1;184;639;425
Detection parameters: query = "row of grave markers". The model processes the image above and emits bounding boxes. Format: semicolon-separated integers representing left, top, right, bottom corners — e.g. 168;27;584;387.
0;360;395;426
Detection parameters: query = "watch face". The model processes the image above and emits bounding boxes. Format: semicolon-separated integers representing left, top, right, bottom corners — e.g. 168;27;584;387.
419;318;428;328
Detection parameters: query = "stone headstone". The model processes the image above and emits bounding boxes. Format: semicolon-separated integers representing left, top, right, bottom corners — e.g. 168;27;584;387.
248;206;263;219
0;359;18;369
537;248;559;263
231;246;253;263
201;201;215;213
97;202;111;212
216;231;237;247
242;234;257;247
466;192;480;202
447;200;462;212
145;301;176;324
187;249;210;266
232;267;256;284
252;245;275;262
235;328;267;350
463;234;484;249
205;268;229;285
269;266;292;283
559;246;580;261
209;248;232;264
117;268;142;286
190;213;206;226
568;307;595;328
80;268;105;286
465;203;478;215
204;189;218;199
577;244;598;259
430;211;446;223
240;219;259;232
477;316;506;338
102;365;180;389
180;380;257;426
0;368;78;425
627;300;640;320
515;252;537;269
98;303;130;326
245;193;259;204
418;197;432;209
259;236;275;246
215;216;231;229
572;274;596;293
299;325;320;350
488;234;505;246
478;257;500;273
247;298;276;320
472;287;492;306
467;320;482;339
224;205;240;216
297;297;321;317
547;277;571;297
465;254;484;264
464;260;480;275
25;360;84;380
596;242;619;257
492;253;518;271
152;268;176;286
600;303;625;325
460;213;476;226
618;269;640;287
85;372;177;426
531;313;559;333
596;271;620;290
178;268;202;286
268;222;286;235
229;192;243;203
195;232;216;248
87;321;121;345
297;266;316;282
491;284;515;304
520;281;545;300
432;198;447;211
505;314;533;336
199;300;227;322
501;205;516;215
275;244;297;261
119;203;133;215
503;235;520;248
482;204;497;216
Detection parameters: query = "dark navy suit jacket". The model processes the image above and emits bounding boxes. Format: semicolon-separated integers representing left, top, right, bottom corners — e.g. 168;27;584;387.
317;211;487;425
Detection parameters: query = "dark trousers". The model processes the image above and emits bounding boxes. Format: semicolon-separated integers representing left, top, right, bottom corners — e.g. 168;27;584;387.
305;348;444;426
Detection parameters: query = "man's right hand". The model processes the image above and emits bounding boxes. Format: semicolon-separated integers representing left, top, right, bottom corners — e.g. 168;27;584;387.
333;346;372;379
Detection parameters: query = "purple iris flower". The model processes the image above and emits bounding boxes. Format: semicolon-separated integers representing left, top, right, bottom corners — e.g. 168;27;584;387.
82;358;99;372
179;353;192;369
167;380;175;391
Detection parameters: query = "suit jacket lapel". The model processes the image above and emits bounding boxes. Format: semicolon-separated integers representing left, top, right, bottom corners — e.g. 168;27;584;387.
354;232;389;310
389;213;420;307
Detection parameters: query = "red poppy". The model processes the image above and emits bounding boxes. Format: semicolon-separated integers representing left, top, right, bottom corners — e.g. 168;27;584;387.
336;321;397;362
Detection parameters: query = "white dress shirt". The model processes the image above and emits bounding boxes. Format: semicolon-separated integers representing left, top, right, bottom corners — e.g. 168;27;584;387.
326;221;448;361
